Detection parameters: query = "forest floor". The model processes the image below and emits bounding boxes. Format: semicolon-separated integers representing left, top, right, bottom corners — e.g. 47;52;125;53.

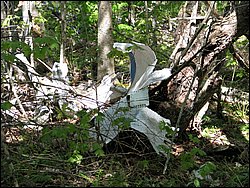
1;98;249;187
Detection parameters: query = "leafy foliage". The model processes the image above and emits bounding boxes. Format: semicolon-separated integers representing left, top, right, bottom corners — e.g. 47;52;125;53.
1;101;13;111
180;147;206;170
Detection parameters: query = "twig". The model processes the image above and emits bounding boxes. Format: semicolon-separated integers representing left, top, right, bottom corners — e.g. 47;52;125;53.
163;66;198;174
229;44;249;72
5;61;28;119
177;1;215;63
37;58;53;72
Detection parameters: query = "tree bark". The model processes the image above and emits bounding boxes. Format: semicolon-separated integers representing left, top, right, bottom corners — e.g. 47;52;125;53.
60;1;66;66
144;1;149;45
21;1;39;67
1;1;7;22
97;1;115;81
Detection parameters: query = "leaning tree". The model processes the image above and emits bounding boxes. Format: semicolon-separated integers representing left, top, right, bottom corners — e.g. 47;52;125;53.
148;1;249;138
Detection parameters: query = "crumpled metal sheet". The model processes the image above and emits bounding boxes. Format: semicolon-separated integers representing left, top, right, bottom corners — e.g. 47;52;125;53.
90;42;175;155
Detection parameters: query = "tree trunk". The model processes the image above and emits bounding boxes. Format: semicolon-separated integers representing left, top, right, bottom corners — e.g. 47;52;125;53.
144;1;149;45
1;1;7;23
60;1;66;66
97;1;115;81
127;1;135;26
21;1;39;67
151;1;160;47
149;1;249;136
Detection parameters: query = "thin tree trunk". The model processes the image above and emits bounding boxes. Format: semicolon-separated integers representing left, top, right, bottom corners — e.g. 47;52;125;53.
151;1;159;47
1;1;7;23
22;1;37;67
144;1;149;45
127;1;135;26
60;1;66;65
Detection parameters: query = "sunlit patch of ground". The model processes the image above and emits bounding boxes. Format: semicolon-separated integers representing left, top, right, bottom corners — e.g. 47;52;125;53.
202;126;231;146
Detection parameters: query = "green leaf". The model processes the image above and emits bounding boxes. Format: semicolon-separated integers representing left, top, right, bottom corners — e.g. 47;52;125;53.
68;150;83;164
76;110;91;128
40;127;52;142
159;121;174;135
138;159;149;170
1;101;13;110
199;162;216;177
1;53;15;62
190;148;206;156
67;123;77;133
117;24;133;31
50;42;58;50
180;153;195;170
194;179;200;187
51;126;68;139
92;143;105;157
158;121;166;130
158;144;171;154
1;41;31;56
95;111;105;122
94;148;105;157
40;47;48;59
51;1;60;8
22;43;31;57
188;134;200;143
112;116;132;129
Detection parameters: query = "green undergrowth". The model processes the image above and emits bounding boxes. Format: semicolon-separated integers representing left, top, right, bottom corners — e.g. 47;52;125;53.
1;108;249;187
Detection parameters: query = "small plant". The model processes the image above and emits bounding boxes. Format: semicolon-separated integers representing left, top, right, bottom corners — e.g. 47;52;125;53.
159;120;175;137
98;107;134;130
92;142;105;157
191;161;217;187
1;101;13;110
137;159;149;171
188;134;200;144
68;150;83;165
55;103;74;120
107;171;129;187
91;169;105;186
179;147;206;171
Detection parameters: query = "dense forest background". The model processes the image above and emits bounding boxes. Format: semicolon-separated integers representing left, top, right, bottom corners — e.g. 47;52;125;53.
1;1;249;187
